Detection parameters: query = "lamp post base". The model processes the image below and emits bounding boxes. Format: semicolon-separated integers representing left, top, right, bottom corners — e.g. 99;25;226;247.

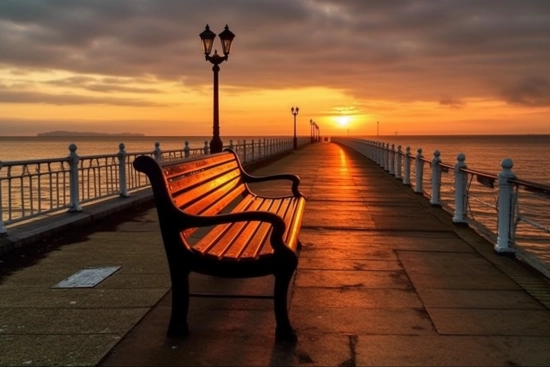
293;137;298;150
210;137;223;154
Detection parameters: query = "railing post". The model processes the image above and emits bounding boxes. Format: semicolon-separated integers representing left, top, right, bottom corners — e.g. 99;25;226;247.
495;158;516;254
453;153;467;224
154;142;161;161
68;144;82;212
184;141;190;158
0;161;6;235
258;139;262;158
251;139;255;160
381;142;386;166
403;147;411;185
243;139;247;162
203;141;209;155
118;143;129;198
389;144;395;175
395;145;402;180
384;143;390;171
430;150;442;206
414;148;424;194
229;139;234;150
264;138;267;158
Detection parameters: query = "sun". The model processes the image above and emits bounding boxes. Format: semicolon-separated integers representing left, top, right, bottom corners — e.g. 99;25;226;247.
336;116;350;127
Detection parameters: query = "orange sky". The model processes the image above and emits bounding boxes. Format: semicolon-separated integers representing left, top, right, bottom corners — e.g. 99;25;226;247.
1;1;549;137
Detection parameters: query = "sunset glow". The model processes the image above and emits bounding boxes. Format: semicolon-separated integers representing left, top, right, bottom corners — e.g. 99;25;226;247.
336;116;350;127
0;1;549;137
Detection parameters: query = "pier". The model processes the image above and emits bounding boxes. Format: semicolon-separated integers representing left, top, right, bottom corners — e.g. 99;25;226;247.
1;142;550;366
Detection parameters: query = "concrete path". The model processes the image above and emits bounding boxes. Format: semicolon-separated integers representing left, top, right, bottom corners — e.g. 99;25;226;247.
1;142;550;366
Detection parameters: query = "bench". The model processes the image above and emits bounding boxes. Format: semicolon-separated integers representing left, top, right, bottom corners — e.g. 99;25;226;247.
133;148;306;341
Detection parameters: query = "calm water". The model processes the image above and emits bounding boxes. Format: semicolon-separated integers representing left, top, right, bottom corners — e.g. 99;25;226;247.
1;134;548;183
0;136;276;162
358;134;550;184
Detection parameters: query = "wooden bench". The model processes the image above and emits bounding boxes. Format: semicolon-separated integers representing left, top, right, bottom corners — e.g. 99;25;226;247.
133;148;306;341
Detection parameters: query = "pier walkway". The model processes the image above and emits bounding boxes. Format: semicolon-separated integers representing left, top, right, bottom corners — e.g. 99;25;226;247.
1;142;550;366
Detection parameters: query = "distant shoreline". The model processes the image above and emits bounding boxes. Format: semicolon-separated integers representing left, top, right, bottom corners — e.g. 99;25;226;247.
37;131;145;137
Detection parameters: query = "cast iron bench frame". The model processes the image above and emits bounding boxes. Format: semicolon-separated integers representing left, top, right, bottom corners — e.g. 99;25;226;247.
133;148;306;341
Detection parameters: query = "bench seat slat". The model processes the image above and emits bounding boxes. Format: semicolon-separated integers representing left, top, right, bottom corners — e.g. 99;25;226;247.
220;198;278;260
190;194;258;253
177;176;246;215
163;154;236;180
169;161;240;202
240;221;274;259
182;183;249;238
200;198;267;258
260;198;297;257
285;197;306;252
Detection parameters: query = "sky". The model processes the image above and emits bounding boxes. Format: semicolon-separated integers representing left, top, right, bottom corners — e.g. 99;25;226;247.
1;0;550;137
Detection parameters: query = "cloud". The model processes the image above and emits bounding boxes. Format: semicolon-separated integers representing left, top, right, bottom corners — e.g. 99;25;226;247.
0;90;169;106
439;98;465;109
44;76;163;93
501;76;550;107
0;0;549;105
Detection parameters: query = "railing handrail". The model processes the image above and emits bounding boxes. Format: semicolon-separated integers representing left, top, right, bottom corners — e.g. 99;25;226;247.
1;157;71;166
509;177;550;197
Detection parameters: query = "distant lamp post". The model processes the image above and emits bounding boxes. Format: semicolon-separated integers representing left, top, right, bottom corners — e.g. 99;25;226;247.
291;106;299;150
309;119;315;144
200;24;235;153
317;123;321;142
313;122;319;142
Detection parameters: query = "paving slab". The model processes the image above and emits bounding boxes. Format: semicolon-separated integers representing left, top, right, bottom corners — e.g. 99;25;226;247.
0;334;123;367
353;335;550;366
426;308;550;335
416;288;546;309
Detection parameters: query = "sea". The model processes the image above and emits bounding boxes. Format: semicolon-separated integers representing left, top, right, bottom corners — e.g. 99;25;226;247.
1;134;549;275
1;134;549;184
0;135;275;162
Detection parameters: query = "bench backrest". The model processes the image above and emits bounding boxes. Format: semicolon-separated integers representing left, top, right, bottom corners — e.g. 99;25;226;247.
133;150;249;237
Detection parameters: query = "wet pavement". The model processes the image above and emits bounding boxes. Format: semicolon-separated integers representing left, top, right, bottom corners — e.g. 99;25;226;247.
1;142;550;366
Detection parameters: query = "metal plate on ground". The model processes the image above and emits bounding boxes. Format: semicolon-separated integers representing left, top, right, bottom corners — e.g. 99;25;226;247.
52;266;121;288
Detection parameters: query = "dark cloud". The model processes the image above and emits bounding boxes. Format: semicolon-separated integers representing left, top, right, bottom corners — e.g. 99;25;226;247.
502;77;550;107
439;98;465;109
44;76;163;93
0;89;169;106
0;0;549;105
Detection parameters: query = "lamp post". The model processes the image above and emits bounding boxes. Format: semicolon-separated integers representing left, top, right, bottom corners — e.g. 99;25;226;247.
309;119;314;144
291;106;299;150
317;123;321;142
199;24;235;154
313;122;319;142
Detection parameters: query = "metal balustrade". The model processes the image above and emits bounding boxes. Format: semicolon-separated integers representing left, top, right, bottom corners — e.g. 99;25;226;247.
0;138;299;233
334;137;550;278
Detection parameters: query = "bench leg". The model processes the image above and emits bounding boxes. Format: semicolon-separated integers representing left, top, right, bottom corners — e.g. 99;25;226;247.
167;271;190;338
274;268;297;342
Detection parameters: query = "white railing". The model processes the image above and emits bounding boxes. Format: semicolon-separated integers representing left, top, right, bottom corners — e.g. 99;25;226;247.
0;137;301;233
334;137;550;277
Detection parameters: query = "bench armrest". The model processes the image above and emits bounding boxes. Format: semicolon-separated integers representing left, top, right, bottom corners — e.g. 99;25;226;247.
243;173;305;198
222;147;305;198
